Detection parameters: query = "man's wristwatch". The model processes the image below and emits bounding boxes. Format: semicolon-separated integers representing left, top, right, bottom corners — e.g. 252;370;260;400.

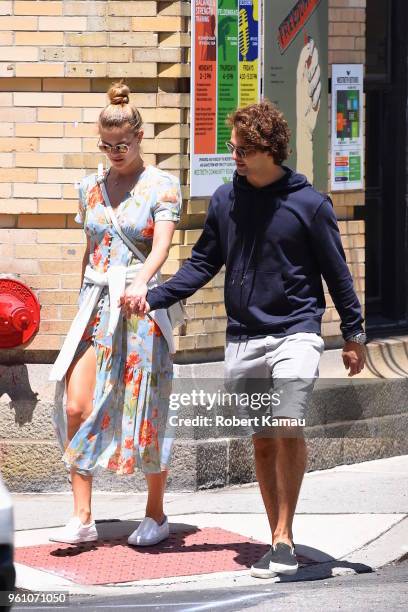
346;332;367;345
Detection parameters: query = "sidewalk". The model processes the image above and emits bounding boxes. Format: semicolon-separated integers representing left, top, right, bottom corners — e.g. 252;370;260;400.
12;455;408;597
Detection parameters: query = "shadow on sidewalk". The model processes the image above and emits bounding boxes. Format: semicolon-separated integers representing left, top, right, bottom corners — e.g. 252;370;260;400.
278;543;372;582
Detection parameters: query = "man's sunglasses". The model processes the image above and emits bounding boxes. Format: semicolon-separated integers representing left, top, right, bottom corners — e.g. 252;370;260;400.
226;141;257;159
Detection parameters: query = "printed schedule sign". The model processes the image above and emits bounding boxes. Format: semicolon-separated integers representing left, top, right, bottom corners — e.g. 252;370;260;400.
191;0;260;198
331;64;364;191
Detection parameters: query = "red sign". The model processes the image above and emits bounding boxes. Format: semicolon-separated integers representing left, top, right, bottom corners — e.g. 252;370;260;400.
277;0;320;53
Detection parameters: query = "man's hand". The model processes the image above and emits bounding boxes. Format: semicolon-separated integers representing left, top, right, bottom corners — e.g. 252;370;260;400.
139;300;151;316
342;341;366;377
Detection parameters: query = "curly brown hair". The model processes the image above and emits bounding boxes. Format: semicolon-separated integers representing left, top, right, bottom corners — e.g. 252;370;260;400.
227;99;291;164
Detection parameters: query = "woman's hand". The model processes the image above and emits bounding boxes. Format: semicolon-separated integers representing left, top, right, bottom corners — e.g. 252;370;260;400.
119;280;148;319
118;220;178;319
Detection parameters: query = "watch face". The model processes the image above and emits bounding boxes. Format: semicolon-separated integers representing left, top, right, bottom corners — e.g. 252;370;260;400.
351;333;366;344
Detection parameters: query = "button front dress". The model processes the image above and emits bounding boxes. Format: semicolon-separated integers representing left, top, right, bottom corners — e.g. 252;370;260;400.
53;165;182;476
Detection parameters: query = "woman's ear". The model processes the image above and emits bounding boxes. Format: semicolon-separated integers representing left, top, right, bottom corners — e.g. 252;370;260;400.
137;129;144;143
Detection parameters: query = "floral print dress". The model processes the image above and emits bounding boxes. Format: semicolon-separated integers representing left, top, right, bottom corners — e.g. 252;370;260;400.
53;165;181;476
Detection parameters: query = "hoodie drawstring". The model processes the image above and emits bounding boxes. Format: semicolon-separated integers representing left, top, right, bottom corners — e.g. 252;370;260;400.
240;237;256;286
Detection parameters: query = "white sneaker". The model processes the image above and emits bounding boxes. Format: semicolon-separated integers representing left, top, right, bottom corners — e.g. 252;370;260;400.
49;517;98;544
127;516;169;546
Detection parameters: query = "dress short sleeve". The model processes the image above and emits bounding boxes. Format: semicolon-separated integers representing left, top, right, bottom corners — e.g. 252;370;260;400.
74;181;87;226
152;172;182;223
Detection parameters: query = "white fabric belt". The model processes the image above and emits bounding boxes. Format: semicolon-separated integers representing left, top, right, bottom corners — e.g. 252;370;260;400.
49;263;174;382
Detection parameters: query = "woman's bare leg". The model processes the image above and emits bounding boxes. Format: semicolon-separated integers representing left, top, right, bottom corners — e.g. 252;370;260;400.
144;470;168;523
65;344;97;524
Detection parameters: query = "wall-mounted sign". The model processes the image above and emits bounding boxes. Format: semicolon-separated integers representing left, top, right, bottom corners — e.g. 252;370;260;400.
331;64;364;191
190;0;261;198
263;0;328;192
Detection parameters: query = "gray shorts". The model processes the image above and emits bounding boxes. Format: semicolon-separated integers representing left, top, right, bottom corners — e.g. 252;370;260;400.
224;332;324;431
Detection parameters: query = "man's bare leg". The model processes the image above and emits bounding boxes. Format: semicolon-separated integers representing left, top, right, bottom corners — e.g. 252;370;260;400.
253;430;307;545
253;437;279;539
273;434;307;545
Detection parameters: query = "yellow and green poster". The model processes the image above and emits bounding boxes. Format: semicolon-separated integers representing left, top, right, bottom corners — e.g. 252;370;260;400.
238;0;259;107
191;0;260;197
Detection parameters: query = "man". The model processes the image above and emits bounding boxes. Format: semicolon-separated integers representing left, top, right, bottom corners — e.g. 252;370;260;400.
133;100;366;577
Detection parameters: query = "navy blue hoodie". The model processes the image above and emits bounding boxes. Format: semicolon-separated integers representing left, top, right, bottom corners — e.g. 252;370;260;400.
147;167;364;341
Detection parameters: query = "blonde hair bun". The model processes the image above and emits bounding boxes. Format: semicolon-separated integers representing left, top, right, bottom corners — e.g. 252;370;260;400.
99;80;142;131
108;81;130;106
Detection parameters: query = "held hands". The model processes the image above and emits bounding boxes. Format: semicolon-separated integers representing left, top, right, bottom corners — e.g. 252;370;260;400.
119;280;151;319
342;341;366;377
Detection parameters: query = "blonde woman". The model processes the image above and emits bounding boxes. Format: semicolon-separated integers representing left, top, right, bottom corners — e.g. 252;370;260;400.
49;82;181;546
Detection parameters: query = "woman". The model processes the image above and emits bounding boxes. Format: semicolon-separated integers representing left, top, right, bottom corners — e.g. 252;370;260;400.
49;81;181;546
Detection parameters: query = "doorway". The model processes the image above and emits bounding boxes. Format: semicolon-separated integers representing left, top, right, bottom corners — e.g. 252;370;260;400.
359;0;408;336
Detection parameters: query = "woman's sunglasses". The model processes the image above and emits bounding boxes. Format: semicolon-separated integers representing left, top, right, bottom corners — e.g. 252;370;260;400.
98;133;140;155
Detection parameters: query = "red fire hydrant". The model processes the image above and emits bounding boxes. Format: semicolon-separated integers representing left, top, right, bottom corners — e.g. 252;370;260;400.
0;277;40;348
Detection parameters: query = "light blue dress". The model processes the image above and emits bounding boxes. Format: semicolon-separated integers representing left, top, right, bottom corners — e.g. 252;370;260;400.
53;165;182;476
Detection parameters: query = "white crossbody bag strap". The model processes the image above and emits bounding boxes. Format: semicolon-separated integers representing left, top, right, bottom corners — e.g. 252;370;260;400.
104;203;147;264
104;201;169;290
101;181;186;329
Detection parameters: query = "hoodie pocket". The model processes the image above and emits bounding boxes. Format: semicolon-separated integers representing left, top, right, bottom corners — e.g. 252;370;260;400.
225;269;292;326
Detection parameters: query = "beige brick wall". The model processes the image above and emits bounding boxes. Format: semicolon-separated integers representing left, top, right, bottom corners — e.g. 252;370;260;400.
0;0;365;361
322;0;366;338
328;0;366;216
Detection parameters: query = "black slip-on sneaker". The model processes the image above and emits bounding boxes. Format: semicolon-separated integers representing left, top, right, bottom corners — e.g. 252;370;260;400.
268;542;299;575
250;547;277;579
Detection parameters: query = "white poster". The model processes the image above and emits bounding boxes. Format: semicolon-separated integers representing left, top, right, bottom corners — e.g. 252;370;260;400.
331;64;364;191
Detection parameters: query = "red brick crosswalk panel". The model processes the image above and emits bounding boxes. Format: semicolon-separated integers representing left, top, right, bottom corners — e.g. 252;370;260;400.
15;526;314;585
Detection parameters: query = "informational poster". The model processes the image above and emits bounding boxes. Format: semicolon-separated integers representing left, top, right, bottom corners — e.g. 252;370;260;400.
191;0;261;198
263;0;328;192
331;64;364;191
238;0;259;107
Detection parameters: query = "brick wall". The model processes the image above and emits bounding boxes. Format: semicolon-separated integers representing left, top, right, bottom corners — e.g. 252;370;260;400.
324;0;366;340
0;0;365;363
0;0;195;360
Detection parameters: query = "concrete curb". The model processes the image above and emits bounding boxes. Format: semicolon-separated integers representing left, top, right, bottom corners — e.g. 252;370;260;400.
344;515;408;568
